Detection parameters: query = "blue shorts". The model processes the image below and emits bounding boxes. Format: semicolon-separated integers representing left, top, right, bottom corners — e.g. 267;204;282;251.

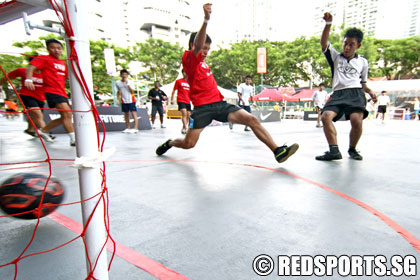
121;103;137;112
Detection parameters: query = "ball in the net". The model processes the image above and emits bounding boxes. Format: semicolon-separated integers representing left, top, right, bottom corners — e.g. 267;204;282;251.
0;173;65;219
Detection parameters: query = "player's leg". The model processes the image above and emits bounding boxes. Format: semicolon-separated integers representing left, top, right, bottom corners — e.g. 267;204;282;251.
227;109;298;163
348;112;364;160
156;128;204;155
131;109;138;132
158;106;165;128
124;112;130;128
180;108;188;133
28;108;45;130
151;105;157;128
316;110;342;160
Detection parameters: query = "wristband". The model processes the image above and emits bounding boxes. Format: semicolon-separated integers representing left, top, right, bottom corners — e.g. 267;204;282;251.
325;21;332;25
204;18;210;24
25;79;33;83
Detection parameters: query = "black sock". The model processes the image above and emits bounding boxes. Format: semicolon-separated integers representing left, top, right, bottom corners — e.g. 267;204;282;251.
329;145;339;153
348;146;356;152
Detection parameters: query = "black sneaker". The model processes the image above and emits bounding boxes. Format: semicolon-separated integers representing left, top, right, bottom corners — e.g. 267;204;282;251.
156;139;172;156
274;143;299;163
348;150;363;160
315;151;343;161
49;132;56;140
24;129;36;137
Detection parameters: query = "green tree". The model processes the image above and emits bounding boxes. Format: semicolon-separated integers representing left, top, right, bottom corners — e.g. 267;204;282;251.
89;39;131;94
131;38;184;84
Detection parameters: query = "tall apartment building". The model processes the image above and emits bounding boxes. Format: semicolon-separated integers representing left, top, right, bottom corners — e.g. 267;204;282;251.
313;0;420;39
230;0;276;43
91;0;194;47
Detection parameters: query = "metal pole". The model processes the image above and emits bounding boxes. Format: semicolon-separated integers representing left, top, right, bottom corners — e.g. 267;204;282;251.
65;0;109;278
111;76;117;107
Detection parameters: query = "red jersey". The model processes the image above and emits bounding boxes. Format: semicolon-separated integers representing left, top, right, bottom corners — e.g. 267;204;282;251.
8;68;45;102
173;78;191;104
30;54;68;97
182;50;223;106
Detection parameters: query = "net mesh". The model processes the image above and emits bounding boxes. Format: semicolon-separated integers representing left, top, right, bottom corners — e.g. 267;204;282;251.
0;1;115;279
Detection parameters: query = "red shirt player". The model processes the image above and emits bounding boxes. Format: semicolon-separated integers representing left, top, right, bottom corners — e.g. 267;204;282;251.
171;69;192;134
26;39;75;146
0;60;47;136
156;3;298;163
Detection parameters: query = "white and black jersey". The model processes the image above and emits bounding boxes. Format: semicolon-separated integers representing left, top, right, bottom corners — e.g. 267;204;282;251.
323;43;368;91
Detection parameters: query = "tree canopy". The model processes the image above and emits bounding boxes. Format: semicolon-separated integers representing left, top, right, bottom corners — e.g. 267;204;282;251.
1;30;418;94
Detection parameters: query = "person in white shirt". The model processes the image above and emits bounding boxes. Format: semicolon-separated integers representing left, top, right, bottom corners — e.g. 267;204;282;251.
312;82;329;128
316;12;377;161
376;91;391;122
115;69;139;133
230;75;254;131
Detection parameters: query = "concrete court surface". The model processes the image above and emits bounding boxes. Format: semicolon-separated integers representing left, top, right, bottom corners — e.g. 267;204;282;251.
0;115;419;280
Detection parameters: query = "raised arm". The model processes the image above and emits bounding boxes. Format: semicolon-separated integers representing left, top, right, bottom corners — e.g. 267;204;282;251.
321;12;333;52
193;3;212;57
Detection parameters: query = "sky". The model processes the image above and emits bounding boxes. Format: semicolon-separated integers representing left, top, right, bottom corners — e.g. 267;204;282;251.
0;0;317;53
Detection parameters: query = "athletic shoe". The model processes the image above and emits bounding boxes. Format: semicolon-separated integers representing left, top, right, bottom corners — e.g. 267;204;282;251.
156;139;172;156
348;150;363;160
316;123;323;128
38;130;54;142
228;122;233;130
70;139;76;147
244;127;251;131
181;128;187;134
122;128;131;133
274;143;299;163
49;132;56;140
24;129;36;137
129;129;139;134
161;124;166;128
315;151;343;161
152;125;156;129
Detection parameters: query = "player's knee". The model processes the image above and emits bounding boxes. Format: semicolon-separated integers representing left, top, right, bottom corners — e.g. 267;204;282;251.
183;139;197;149
246;114;259;126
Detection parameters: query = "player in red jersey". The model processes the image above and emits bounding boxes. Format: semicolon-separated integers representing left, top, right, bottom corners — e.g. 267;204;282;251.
0;56;50;139
156;3;298;163
170;69;192;134
25;39;75;146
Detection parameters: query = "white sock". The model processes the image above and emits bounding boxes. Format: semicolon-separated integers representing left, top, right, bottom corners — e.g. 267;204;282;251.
68;132;75;141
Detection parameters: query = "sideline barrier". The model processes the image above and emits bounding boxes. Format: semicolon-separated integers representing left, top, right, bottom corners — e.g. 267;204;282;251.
44;107;152;134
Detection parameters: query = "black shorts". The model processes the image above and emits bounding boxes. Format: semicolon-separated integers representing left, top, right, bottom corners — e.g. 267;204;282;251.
121;103;137;112
377;105;387;114
241;105;251;113
45;93;69;108
151;104;164;117
190;101;242;129
20;95;44;108
322;88;368;122
178;102;192;111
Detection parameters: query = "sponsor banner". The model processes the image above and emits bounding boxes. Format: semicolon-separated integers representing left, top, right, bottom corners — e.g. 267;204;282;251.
252;111;281;122
257;48;267;74
43;106;152;134
304;111;319;121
